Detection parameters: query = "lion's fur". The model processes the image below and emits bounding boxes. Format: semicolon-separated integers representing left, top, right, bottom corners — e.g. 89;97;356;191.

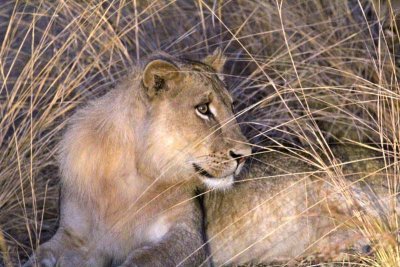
27;49;396;267
60;74;143;201
27;51;251;266
205;147;398;265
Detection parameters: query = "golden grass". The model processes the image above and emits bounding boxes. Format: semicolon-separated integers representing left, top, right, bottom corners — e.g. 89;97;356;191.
0;0;399;266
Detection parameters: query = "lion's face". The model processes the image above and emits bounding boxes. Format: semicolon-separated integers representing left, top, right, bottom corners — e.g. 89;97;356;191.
139;52;251;189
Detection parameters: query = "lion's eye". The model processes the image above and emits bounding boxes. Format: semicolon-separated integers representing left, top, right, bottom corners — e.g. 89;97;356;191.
196;104;209;115
195;103;214;120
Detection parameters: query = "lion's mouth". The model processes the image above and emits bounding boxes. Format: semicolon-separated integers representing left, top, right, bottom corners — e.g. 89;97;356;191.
193;163;235;189
193;163;214;178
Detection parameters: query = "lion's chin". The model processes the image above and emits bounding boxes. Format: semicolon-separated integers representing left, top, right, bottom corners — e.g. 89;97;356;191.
202;175;234;190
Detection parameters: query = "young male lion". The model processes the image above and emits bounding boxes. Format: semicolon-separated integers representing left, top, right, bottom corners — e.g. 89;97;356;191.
26;50;251;266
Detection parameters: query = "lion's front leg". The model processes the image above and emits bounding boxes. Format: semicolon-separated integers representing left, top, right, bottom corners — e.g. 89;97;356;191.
24;228;84;267
120;224;208;267
317;178;389;220
24;190;109;267
313;177;398;258
26;226;110;267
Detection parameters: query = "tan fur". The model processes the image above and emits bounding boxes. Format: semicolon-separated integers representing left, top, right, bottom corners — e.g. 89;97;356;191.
205;147;398;265
26;52;251;267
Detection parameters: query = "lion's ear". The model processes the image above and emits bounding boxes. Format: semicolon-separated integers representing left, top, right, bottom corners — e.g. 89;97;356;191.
143;59;181;98
204;48;226;73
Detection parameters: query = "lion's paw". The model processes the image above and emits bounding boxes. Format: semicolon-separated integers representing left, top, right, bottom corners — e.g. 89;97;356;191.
23;250;57;267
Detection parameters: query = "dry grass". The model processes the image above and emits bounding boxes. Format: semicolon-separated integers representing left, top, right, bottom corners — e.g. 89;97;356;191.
0;0;399;266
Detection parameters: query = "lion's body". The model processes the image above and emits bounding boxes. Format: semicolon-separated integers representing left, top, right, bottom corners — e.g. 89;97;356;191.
205;147;396;265
28;51;251;266
38;73;206;266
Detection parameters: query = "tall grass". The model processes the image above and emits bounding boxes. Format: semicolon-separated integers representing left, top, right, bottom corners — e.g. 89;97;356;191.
0;0;399;266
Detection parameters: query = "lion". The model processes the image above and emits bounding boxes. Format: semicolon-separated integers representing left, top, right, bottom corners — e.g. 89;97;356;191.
25;49;252;267
26;49;397;267
205;146;399;266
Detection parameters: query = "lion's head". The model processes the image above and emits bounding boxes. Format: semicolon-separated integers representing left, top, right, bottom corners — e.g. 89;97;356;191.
137;50;252;189
60;50;251;195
